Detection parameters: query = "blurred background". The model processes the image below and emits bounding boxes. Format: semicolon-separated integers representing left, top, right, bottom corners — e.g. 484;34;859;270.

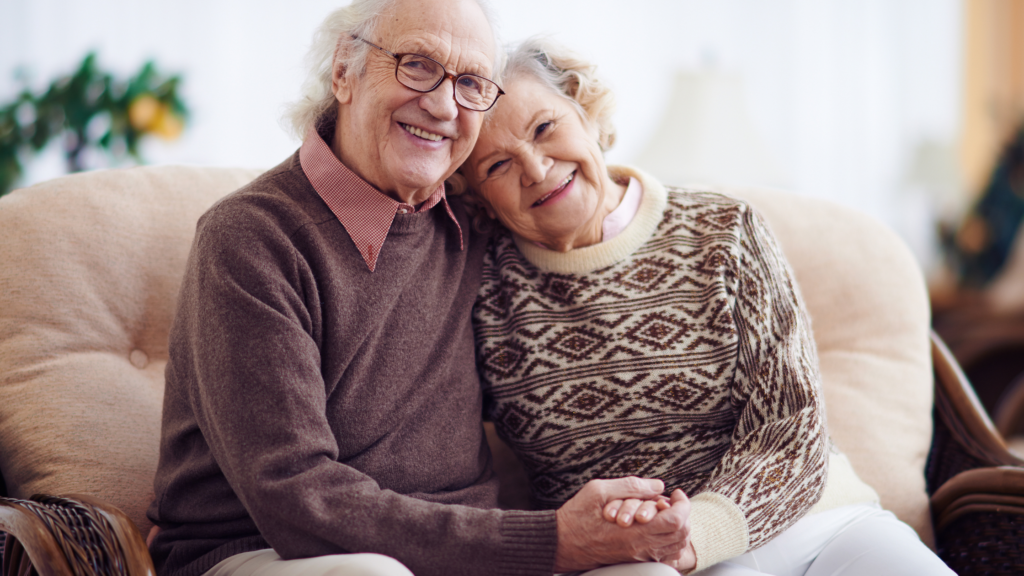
3;0;1024;428
0;0;964;268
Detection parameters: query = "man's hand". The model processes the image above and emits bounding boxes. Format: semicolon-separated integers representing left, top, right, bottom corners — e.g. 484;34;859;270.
554;478;691;573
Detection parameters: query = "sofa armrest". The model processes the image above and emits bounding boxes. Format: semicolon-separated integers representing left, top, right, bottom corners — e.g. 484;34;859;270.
927;332;1024;494
994;372;1024;443
928;332;1024;573
0;493;154;576
930;466;1024;574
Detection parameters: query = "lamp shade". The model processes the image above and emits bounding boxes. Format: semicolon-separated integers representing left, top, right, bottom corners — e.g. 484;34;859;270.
634;70;787;189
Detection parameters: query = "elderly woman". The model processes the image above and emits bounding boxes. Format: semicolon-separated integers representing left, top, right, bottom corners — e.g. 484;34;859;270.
457;39;953;576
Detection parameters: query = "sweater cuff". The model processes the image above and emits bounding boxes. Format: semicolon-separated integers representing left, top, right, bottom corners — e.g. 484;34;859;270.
688;493;749;573
498;510;558;576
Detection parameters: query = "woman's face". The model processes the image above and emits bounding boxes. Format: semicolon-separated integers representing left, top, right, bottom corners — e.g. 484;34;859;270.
463;76;615;251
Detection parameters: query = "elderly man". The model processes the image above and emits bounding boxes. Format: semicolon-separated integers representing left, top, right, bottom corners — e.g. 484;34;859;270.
147;0;690;575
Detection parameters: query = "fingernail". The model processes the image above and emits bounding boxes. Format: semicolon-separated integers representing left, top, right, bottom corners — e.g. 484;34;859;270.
621;514;631;523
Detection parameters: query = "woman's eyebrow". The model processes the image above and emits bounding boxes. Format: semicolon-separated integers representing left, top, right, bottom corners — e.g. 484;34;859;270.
473;107;555;177
473;151;500;177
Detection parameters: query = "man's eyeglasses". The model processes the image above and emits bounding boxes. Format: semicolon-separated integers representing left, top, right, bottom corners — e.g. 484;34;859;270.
352;36;504;112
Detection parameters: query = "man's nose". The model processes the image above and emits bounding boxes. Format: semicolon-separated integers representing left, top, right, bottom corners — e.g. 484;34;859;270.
419;77;459;122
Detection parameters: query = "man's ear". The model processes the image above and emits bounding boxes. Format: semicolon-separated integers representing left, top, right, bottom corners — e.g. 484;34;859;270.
332;42;354;105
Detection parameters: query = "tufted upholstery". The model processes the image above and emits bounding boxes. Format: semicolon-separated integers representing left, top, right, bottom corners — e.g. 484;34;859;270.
0;167;934;549
0;166;262;534
717;185;934;545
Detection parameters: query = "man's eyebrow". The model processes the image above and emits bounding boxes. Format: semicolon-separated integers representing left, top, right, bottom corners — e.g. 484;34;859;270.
394;39;491;76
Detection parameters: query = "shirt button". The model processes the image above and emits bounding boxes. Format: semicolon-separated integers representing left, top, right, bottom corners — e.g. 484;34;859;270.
397;208;410;215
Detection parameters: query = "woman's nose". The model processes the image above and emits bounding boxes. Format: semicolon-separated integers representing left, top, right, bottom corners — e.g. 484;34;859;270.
519;152;551;187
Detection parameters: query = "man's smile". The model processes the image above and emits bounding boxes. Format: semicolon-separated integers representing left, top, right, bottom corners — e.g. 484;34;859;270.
400;122;445;142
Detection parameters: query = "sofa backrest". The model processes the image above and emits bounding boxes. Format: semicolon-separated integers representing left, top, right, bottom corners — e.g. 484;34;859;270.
718;185;934;545
0;166;262;534
0;168;934;546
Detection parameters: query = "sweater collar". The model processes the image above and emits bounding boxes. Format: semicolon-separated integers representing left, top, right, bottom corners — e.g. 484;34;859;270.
299;125;463;272
512;165;668;274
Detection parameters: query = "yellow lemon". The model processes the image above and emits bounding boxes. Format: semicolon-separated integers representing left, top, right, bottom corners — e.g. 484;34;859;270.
128;95;161;131
151;105;184;141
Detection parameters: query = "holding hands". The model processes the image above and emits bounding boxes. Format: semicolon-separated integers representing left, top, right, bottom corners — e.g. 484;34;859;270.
553;477;696;573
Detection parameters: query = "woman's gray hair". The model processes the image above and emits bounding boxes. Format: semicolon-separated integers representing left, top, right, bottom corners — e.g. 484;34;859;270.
284;0;502;140
502;36;617;151
447;36;616;202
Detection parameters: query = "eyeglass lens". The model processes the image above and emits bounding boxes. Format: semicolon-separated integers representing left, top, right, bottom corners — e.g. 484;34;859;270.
396;54;500;111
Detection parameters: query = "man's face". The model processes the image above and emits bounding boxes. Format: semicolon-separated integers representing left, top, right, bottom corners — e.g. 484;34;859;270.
332;0;496;204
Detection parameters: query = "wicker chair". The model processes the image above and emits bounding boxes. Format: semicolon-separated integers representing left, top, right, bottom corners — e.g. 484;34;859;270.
0;167;1022;575
929;335;1024;574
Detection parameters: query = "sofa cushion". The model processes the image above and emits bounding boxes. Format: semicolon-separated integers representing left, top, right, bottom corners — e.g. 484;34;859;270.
721;185;935;546
0;165;261;534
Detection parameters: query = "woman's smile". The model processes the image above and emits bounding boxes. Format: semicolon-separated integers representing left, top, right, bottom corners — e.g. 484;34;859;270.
532;170;576;207
464;76;624;251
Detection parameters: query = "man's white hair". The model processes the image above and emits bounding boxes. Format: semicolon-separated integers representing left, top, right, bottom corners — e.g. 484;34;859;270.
284;0;502;140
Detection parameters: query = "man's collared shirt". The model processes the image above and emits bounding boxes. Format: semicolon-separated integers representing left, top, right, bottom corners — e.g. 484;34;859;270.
299;126;463;272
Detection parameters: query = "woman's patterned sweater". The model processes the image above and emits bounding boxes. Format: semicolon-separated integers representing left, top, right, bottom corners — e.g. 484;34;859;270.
473;166;879;571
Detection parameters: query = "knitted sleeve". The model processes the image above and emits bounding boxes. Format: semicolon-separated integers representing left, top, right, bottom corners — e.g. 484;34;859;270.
687;204;828;571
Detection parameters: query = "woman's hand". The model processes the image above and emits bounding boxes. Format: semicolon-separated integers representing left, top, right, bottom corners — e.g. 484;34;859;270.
603;492;679;527
605;490;696;573
660;539;698;573
602;489;699;571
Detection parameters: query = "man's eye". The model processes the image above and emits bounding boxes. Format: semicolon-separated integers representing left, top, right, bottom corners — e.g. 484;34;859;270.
535;122;552;138
487;159;507;176
399;57;438;80
457;75;483;92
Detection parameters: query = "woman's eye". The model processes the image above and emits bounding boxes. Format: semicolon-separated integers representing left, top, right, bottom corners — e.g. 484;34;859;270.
486;159;507;176
535;122;552;138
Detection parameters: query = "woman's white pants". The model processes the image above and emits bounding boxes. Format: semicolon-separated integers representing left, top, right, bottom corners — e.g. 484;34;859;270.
697;503;953;576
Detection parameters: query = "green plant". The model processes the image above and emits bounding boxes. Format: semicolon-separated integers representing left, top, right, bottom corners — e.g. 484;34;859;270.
0;52;188;196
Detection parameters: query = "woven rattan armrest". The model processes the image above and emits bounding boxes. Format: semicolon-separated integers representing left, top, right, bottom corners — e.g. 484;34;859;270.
929;333;1024;574
0;493;154;576
931;466;1024;528
930;466;1024;575
928;332;1024;493
994;373;1024;441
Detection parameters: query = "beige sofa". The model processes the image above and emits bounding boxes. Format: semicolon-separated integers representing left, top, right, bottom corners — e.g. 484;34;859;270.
0;166;1021;575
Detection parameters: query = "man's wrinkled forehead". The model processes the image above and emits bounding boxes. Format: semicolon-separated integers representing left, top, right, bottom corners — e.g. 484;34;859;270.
375;0;498;76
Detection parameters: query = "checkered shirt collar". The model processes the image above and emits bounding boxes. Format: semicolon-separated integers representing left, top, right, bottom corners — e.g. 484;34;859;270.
299;125;463;272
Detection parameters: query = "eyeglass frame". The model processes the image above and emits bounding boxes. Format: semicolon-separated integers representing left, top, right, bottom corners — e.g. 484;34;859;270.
351;35;505;112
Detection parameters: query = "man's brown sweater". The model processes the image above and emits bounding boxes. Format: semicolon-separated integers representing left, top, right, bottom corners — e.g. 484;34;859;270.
148;153;557;576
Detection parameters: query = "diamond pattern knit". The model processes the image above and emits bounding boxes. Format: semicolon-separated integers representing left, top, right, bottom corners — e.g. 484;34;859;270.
473;167;831;569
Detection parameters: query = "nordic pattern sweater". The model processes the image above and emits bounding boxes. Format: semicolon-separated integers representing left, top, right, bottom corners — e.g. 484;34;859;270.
148;152;558;576
473;166;879;572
